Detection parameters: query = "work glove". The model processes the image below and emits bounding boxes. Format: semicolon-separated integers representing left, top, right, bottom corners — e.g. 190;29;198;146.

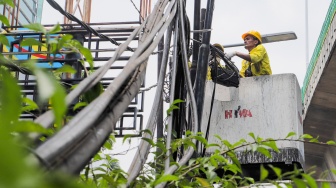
225;51;236;59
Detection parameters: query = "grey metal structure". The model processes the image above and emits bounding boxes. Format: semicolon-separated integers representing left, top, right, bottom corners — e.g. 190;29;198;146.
1;22;144;137
1;0;44;26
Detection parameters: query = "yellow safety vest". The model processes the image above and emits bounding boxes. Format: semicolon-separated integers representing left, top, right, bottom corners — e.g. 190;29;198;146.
239;44;272;77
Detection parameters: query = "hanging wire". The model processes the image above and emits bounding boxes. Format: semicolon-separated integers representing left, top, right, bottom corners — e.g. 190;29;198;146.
46;0;134;52
129;0;144;21
33;0;177;174
155;1;199;186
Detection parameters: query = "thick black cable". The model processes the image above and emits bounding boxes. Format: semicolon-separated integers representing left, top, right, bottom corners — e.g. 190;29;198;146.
201;56;217;157
192;39;240;74
210;44;239;73
46;0;134;52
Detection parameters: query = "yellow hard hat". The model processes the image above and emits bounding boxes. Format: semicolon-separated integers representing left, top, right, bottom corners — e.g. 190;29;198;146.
213;43;224;52
242;30;262;43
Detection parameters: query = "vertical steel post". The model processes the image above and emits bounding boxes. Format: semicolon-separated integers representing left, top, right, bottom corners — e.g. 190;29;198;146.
194;0;215;133
190;0;201;85
157;37;164;140
305;0;309;69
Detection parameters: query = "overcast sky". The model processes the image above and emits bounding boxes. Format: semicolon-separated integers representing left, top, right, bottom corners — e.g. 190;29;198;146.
42;0;331;87
41;0;332;170
200;0;331;87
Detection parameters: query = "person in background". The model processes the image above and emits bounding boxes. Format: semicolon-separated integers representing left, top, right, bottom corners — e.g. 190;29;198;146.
210;43;225;66
225;30;272;77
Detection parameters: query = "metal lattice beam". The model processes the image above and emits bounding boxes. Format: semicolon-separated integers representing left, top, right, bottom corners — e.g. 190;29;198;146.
64;0;91;24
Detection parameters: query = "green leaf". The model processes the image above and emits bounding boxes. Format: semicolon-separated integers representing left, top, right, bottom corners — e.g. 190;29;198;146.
153;174;179;186
268;164;282;178
172;99;185;105
79;47;93;69
302;174;318;188
210;153;227;164
214;134;222;142
262;140;279;152
0;15;9;26
11;121;50;134
142;138;155;146
248;132;256;141
33;69;56;100
0;34;9;46
257;147;271;158
205;143;220;149
20;38;43;47
260;165;268;181
0;0;14;7
232;138;247;148
23;62;67;127
256;136;263;143
222;139;233;149
331;169;336;175
82;82;103;103
0;68;22;125
225;163;242;174
326;140;336;145
155;140;166;152
322;182;331;188
209;156;218;168
166;105;179;116
23;23;46;34
184;139;197;150
49;84;67;127
166;99;185;116
286;131;296;138
47;24;62;34
54;64;77;74
122;134;133;144
245;177;254;184
57;34;73;50
293;178;306;188
21;97;39;112
103;139;113;150
300;134;313;139
73;102;87;111
194;135;208;146
140;129;153;137
309;138;319;143
195;177;211;187
93;153;102;161
226;151;241;169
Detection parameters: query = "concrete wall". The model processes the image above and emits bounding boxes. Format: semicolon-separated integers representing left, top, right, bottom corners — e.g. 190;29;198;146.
201;74;304;161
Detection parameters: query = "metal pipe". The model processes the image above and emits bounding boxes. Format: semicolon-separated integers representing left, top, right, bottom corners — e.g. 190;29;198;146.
155;1;200;187
127;3;177;183
157;36;164;140
165;16;179;172
190;0;201;85
305;0;309;69
194;0;215;134
55;60;146;174
34;0;176;172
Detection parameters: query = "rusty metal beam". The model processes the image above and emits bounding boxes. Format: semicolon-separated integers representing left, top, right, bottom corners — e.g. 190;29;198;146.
83;0;91;23
64;0;91;24
140;0;151;22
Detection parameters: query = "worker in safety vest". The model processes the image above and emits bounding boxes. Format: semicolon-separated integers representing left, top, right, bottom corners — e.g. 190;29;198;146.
211;43;224;63
225;30;272;77
188;43;225;80
208;43;225;80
